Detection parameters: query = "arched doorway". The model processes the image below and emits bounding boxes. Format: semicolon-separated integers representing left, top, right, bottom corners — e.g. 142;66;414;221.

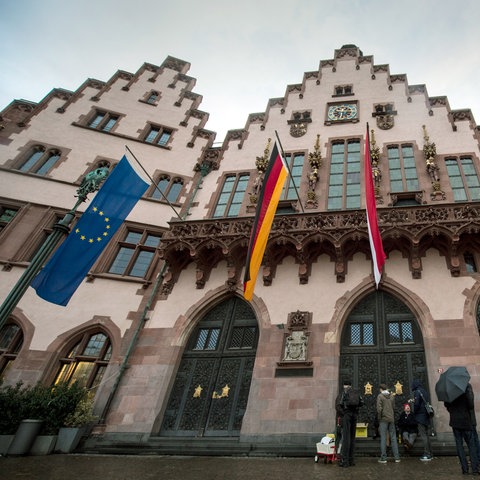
339;291;429;437
161;296;258;437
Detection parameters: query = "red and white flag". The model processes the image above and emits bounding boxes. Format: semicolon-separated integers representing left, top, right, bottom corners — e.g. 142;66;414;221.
365;124;386;287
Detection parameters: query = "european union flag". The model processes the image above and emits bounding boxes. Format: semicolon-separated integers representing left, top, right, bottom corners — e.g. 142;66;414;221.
31;154;149;306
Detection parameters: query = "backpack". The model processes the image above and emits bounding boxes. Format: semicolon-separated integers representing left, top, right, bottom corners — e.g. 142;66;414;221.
345;389;362;408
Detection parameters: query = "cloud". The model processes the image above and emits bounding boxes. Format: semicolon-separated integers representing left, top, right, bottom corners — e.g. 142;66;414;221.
0;0;479;141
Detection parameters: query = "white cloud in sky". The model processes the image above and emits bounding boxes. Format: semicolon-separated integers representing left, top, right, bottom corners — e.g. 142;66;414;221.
0;0;479;142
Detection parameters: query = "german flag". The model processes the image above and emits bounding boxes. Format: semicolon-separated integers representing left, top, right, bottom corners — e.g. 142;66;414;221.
243;140;288;301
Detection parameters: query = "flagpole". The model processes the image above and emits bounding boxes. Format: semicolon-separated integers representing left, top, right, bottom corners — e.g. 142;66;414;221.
274;130;305;213
125;145;183;221
0;168;109;329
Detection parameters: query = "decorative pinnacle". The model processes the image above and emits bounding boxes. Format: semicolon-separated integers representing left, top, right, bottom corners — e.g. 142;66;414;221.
256;138;271;173
308;134;322;168
370;128;380;164
422;125;436;161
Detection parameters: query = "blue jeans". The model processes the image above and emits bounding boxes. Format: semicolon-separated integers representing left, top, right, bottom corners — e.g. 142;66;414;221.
453;428;479;474
379;421;400;460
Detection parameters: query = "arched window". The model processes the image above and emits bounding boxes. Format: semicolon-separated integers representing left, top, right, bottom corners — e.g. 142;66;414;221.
0;323;24;379
96;159;111;169
19;146;61;175
54;331;112;393
151;175;184;203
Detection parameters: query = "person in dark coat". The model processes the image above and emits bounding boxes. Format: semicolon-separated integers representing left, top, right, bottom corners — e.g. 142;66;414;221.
411;379;433;461
445;383;479;475
335;380;363;468
397;402;418;451
471;408;480;462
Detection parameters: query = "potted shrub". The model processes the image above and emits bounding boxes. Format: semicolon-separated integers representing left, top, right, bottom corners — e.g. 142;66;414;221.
7;383;46;455
6;381;85;455
29;382;85;455
0;382;25;455
55;391;98;453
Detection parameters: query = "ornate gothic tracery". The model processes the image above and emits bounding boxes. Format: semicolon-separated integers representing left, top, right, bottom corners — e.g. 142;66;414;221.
158;203;480;296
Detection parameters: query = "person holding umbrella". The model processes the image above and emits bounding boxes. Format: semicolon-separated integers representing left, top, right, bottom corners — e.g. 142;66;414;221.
436;366;479;475
411;379;433;461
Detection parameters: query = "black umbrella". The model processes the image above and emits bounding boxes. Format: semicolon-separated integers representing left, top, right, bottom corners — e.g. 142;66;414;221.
435;366;470;403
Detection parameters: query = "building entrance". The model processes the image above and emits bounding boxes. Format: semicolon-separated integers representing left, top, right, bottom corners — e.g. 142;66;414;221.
160;297;258;437
339;291;429;437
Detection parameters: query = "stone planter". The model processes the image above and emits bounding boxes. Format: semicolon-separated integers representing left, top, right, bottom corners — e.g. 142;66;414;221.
0;435;15;455
7;419;43;455
29;434;58;455
55;426;87;453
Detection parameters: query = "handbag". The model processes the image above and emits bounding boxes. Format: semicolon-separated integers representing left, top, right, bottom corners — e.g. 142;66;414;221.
420;392;435;417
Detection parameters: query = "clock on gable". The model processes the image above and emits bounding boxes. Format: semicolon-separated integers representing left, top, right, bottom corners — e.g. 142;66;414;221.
327;103;358;123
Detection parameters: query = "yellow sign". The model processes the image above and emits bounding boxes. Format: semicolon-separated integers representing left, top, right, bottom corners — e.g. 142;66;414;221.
364;382;373;396
212;384;230;399
193;385;202;398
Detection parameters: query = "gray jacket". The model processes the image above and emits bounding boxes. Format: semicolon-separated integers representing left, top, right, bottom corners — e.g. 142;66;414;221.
377;390;395;423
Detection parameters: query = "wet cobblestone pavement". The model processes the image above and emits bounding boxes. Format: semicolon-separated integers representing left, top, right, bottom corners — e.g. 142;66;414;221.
0;454;473;480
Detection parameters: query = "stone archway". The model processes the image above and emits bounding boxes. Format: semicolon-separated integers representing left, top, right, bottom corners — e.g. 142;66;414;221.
339;290;429;437
160;296;258;437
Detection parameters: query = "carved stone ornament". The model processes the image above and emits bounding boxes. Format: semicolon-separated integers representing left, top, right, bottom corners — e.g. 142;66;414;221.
305;134;322;209
283;331;308;361
290;123;307;137
376;114;394;130
278;310;313;366
422;125;445;201
250;138;272;204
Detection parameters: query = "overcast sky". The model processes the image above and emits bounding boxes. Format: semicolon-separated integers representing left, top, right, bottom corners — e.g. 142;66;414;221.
1;0;479;142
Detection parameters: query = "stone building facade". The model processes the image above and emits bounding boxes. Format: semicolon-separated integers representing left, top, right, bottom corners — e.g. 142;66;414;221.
1;45;480;453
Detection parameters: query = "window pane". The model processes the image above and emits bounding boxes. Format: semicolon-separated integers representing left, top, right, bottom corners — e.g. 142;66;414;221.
389;322;400;343
213;204;227;218
157;131;171;146
206;329;220;349
0;324;20;349
35;153;60;175
167;181;182;202
130;250;154;277
109;247;134;274
350;324;361;345
144;234;161;248
54;363;76;385
90;365;106;392
0;208;18;224
328;197;342;210
453;189;467;201
69;361;95;388
102;117;117;132
145;128;159;143
363;323;374;345
20;150;43;171
124;231;143;244
83;333;107;356
152;178;170;199
89;114;104;129
401;322;414;342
